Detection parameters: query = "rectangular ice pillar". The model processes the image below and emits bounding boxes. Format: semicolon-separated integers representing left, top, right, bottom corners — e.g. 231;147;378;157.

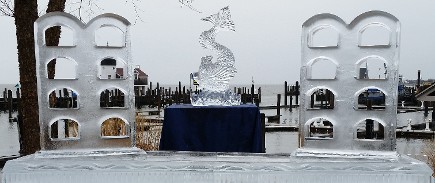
34;12;135;150
299;11;400;151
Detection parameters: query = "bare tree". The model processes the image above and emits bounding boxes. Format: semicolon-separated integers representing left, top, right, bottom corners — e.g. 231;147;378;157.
0;0;13;17
1;0;67;155
12;0;41;155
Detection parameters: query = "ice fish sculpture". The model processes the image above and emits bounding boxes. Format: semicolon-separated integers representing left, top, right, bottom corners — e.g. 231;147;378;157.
191;6;241;106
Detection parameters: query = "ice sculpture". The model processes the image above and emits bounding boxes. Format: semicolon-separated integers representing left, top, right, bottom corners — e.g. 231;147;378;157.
2;11;432;183
190;6;241;106
299;11;400;151
34;12;136;150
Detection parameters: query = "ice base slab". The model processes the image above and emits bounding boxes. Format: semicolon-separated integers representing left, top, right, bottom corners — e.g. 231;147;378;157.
2;150;433;183
190;89;241;106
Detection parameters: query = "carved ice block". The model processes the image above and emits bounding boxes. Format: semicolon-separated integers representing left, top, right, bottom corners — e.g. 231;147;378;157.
34;12;135;150
299;11;400;151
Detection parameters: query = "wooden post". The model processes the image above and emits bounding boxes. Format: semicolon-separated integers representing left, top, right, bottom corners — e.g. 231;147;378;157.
310;94;314;108
104;90;110;107
178;81;182;102
417;70;421;90
365;119;374;139
3;88;7;111
277;94;281;117
260;113;266;153
284;81;288;107
16;88;20;112
295;81;299;105
367;99;373;110
157;82;161;115
289;94;293;112
424;101;429;117
183;86;186;103
8;90;13;120
258;87;261;103
251;84;254;104
432;102;435;123
175;91;179;104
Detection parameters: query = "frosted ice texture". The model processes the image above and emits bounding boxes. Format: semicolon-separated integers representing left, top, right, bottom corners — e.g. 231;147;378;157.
299;11;400;151
34;12;135;150
2;151;433;183
191;6;241;106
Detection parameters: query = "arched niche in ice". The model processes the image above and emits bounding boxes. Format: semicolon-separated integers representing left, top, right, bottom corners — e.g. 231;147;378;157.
304;117;334;140
355;87;386;110
306;87;336;109
44;25;75;47
358;23;391;47
98;57;127;80
99;87;126;108
307;57;337;80
308;25;339;48
354;118;385;140
100;117;129;138
49;118;80;141
48;87;79;109
355;56;388;80
95;25;126;47
47;57;78;79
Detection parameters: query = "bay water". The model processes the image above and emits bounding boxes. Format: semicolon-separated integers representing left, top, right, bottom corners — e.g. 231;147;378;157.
0;84;432;163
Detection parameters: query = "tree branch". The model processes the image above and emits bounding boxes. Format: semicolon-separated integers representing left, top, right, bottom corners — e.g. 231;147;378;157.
0;0;14;17
66;0;143;24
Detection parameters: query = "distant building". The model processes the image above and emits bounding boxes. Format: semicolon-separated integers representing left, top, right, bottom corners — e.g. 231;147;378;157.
100;58;117;79
114;65;148;96
416;83;435;102
133;65;148;96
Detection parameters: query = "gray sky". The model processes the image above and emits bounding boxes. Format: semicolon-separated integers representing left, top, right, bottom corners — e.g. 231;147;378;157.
1;0;435;85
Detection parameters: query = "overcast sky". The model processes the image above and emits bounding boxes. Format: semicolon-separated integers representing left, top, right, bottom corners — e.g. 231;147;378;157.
1;0;435;85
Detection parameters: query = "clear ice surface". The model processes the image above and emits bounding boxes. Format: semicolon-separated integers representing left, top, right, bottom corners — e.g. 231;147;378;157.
299;11;401;151
34;12;135;150
2;151;433;183
191;6;240;106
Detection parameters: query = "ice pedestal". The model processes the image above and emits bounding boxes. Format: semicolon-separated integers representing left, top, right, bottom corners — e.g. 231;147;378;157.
2;150;432;183
190;89;241;106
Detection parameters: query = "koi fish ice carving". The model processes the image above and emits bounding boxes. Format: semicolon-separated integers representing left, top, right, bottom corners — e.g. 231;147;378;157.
191;6;240;106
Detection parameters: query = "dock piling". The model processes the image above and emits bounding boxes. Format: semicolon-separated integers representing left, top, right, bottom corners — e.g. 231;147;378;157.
8;90;13;121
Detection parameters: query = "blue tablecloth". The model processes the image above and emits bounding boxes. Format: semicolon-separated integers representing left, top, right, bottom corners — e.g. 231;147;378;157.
159;104;263;153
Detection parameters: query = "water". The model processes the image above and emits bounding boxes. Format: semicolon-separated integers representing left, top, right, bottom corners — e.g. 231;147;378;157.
0;112;19;157
0;85;432;158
